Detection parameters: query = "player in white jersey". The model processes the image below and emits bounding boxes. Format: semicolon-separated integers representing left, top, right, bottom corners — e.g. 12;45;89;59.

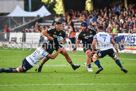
91;26;128;74
0;43;63;73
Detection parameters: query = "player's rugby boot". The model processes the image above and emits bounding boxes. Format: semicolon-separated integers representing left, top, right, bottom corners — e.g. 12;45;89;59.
95;67;103;74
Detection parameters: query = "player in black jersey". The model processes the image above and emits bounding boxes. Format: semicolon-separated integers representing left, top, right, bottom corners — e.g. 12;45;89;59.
38;22;80;72
72;22;96;72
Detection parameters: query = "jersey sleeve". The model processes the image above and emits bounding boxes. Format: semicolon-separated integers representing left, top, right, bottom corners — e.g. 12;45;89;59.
93;35;97;39
110;35;113;40
47;28;54;35
42;51;49;57
93;30;96;35
78;33;82;40
62;31;66;38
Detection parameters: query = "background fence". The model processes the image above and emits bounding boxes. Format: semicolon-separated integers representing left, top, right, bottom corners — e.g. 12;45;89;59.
0;32;136;54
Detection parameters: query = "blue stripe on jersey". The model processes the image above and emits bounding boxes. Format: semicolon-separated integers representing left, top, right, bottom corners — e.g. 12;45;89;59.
110;36;113;39
42;50;49;57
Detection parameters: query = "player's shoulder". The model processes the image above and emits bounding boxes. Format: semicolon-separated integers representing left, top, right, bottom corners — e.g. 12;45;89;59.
88;29;96;34
60;30;66;33
48;27;56;31
88;28;93;31
78;31;83;35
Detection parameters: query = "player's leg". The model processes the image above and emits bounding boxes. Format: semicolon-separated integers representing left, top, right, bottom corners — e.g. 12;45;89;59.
0;66;23;73
0;68;5;73
93;51;105;74
3;67;18;73
1;59;32;73
109;49;128;73
60;49;80;70
38;57;49;72
38;48;54;72
85;50;93;72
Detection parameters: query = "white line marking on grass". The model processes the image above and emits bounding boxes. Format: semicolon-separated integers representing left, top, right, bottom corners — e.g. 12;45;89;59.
35;64;91;67
71;55;136;60
0;83;136;87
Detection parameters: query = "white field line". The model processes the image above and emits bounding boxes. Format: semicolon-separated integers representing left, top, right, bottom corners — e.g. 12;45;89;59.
0;83;136;87
35;64;136;67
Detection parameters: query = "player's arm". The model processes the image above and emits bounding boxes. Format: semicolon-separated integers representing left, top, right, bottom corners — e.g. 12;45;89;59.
47;48;63;59
62;32;67;44
72;33;82;53
111;39;119;56
63;37;66;44
72;39;80;53
92;39;97;54
42;31;54;41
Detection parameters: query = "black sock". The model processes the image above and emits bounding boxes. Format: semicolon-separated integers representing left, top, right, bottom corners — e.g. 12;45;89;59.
115;59;123;69
88;64;91;68
94;60;102;68
69;61;74;66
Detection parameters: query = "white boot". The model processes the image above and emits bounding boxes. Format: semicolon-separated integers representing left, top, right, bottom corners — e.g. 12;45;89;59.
84;62;93;72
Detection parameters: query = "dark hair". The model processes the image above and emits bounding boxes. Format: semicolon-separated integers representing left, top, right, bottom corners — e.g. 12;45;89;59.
98;26;103;30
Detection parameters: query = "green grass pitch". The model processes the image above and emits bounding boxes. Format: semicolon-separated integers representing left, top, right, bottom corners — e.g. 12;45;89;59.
0;48;136;91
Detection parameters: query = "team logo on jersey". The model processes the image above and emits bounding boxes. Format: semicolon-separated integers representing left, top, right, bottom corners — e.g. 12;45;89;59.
54;32;56;34
83;34;86;36
84;35;93;39
23;66;26;70
98;52;101;57
90;31;92;33
59;33;62;35
53;34;58;38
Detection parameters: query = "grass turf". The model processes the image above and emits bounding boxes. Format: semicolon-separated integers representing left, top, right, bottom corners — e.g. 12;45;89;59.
0;48;136;91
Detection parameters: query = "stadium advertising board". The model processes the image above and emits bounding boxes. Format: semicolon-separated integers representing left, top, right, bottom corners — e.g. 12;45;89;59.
116;33;136;54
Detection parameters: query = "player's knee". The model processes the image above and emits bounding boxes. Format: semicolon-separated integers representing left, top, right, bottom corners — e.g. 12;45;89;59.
112;55;118;60
61;49;67;54
93;54;98;60
114;57;118;61
16;67;23;72
61;49;68;56
86;50;92;57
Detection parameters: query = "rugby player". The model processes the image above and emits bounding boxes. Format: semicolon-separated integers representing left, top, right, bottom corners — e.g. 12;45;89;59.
72;22;96;72
0;43;63;73
38;21;80;72
91;26;128;74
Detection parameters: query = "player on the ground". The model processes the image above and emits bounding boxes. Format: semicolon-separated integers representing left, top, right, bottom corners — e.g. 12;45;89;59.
0;43;63;73
72;22;96;72
38;21;80;72
91;26;128;74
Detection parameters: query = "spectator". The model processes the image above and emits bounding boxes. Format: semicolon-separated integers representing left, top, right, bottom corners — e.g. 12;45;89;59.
68;21;76;45
4;25;9;41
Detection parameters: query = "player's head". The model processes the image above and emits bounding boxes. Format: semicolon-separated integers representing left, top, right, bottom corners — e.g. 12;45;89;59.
97;26;104;32
81;22;87;31
55;21;63;31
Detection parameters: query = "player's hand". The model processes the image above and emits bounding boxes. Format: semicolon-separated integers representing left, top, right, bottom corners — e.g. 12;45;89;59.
116;48;120;56
91;51;95;55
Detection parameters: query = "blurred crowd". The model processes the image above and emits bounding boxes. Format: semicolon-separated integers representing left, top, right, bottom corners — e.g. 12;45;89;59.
62;3;136;34
5;3;136;42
